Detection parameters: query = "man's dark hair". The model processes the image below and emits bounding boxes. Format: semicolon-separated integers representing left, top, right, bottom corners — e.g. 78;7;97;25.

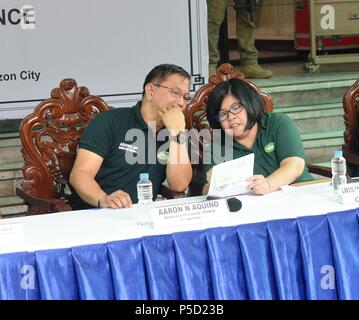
142;64;191;97
207;78;264;135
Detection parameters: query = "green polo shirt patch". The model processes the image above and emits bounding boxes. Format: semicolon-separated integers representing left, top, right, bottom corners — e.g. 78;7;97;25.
264;142;275;153
119;142;138;154
157;151;169;162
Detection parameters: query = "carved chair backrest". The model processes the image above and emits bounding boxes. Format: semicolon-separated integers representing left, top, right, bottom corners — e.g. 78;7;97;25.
342;79;359;176
19;78;110;203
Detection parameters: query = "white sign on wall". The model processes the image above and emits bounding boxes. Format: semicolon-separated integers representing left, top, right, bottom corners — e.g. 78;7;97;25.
0;0;208;119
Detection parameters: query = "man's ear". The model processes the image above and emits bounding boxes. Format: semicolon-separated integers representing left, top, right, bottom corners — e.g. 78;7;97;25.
144;83;154;101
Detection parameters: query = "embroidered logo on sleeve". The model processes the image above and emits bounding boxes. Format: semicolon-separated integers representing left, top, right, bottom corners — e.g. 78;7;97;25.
264;142;275;153
118;142;138;154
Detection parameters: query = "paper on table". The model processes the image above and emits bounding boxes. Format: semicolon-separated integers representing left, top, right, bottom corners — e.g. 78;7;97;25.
208;153;254;198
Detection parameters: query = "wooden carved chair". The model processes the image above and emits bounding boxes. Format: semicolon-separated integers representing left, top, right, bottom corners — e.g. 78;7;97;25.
16;79;110;215
185;63;331;196
343;79;359;177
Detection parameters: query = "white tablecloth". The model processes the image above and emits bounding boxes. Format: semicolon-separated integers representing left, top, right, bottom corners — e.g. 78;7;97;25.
1;182;357;254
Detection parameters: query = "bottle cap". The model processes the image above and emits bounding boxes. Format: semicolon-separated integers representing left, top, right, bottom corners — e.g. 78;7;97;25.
334;150;343;158
140;173;149;180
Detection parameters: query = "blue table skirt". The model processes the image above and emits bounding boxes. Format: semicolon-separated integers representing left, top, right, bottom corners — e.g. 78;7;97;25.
1;208;358;300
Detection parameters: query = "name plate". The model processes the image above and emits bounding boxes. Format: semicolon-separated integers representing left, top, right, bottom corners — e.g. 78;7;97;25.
338;182;359;204
151;199;230;229
0;222;24;248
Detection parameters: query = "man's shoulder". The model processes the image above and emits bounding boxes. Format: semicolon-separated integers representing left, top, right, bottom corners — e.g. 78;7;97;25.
92;106;134;126
100;106;133;118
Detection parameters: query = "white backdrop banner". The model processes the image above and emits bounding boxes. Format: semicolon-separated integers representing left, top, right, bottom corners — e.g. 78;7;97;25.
0;0;208;119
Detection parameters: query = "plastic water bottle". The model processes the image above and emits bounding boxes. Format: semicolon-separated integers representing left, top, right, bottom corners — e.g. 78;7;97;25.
137;173;153;206
331;150;347;198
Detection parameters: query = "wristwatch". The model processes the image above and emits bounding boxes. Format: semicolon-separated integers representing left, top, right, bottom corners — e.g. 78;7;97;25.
169;130;187;144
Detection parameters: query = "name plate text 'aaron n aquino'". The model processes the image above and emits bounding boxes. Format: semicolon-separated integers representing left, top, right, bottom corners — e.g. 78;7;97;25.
151;199;232;229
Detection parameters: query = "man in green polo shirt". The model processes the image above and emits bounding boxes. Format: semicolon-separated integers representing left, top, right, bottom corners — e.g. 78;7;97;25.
69;64;192;210
202;78;313;195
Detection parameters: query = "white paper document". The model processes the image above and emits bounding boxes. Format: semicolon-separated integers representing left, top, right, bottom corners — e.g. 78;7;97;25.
208;153;254;198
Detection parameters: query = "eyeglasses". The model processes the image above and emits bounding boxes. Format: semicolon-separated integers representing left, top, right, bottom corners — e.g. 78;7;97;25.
152;84;191;103
215;102;244;122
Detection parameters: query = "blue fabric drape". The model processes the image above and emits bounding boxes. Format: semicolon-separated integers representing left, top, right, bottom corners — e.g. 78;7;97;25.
267;219;306;299
107;239;148;300
72;244;114;299
173;230;213;299
297;215;338;299
0;252;40;300
237;222;278;299
0;208;358;300
36;248;79;299
205;227;247;299
328;209;359;299
142;234;180;300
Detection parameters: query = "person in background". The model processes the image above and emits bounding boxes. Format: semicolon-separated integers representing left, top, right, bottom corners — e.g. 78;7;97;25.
207;0;273;78
202;78;312;195
69;64;192;209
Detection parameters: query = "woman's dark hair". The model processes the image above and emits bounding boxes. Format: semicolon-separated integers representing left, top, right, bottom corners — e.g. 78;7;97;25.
207;78;265;132
142;64;191;96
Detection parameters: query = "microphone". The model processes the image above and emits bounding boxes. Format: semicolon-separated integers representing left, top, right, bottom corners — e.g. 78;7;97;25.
206;196;242;212
226;197;242;212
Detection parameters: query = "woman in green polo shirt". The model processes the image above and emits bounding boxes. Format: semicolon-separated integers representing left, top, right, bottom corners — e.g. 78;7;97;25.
202;78;313;195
